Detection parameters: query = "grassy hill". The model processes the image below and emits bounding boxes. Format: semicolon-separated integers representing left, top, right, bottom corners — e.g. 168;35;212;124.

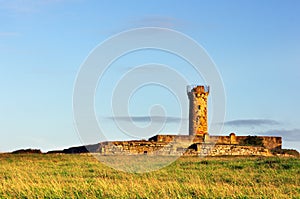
0;154;299;198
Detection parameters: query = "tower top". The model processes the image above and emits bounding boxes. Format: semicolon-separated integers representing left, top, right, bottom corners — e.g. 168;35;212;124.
187;85;209;95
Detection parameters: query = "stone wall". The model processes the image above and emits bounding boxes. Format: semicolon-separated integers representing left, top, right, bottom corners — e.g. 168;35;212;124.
56;133;281;156
97;140;274;157
99;141;173;155
190;144;272;156
149;135;204;143
46;134;283;155
260;136;282;150
148;134;282;150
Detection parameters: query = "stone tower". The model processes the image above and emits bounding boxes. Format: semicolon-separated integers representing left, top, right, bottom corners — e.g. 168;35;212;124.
187;85;209;136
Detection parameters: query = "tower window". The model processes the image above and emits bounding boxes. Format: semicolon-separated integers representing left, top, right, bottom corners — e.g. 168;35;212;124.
198;105;201;110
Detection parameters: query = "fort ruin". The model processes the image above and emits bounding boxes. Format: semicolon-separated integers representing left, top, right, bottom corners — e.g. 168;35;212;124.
54;85;290;157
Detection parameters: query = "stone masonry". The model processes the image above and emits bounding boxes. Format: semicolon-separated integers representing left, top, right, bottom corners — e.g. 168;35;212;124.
187;85;209;136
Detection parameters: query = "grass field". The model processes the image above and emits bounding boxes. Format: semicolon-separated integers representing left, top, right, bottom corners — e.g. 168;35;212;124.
0;154;299;198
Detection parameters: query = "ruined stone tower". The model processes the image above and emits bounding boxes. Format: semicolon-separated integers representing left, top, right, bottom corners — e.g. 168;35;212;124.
187;85;209;136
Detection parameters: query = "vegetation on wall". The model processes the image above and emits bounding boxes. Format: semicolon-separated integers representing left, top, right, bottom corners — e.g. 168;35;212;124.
240;136;264;147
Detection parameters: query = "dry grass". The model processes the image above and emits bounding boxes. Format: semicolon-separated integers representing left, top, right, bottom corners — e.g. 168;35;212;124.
0;154;299;198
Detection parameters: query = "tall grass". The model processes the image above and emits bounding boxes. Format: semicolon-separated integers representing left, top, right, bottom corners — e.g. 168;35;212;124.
0;154;299;198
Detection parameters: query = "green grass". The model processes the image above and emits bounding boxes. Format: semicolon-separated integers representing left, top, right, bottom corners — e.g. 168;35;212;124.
0;154;299;198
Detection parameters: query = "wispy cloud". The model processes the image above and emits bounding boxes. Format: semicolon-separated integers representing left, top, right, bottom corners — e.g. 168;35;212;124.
224;119;280;127
260;129;300;141
105;116;187;123
131;16;186;29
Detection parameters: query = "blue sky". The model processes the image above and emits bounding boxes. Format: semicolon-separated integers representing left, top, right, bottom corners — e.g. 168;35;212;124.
0;0;299;152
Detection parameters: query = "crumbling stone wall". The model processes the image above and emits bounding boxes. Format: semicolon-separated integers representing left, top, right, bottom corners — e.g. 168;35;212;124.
260;136;282;150
149;135;204;143
99;141;176;155
200;134;281;150
148;134;282;150
97;140;274;157
190;144;272;156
